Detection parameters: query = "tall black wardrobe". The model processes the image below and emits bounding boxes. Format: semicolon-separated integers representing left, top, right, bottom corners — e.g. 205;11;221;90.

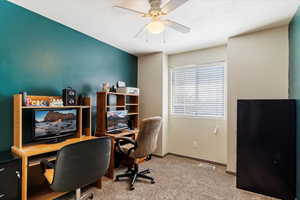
237;100;296;200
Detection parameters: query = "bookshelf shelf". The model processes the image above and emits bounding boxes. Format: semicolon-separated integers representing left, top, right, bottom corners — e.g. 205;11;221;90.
128;113;139;115
22;105;91;109
106;105;126;108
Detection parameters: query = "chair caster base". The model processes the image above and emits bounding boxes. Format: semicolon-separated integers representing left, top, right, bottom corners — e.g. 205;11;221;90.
116;167;155;191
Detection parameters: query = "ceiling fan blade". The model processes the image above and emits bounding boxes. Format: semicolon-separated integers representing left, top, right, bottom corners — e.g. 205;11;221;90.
113;5;147;16
161;0;189;14
134;23;150;38
163;19;191;34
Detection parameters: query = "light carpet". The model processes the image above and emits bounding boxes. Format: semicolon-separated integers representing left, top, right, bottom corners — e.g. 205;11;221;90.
61;155;277;200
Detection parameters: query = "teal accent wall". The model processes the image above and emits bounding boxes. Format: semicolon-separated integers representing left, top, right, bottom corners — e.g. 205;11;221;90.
0;1;137;151
289;6;300;199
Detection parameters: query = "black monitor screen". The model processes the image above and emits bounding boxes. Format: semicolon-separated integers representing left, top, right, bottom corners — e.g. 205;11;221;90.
33;109;77;139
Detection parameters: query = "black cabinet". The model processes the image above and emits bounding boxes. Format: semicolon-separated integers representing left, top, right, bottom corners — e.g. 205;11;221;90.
0;151;21;200
237;100;296;200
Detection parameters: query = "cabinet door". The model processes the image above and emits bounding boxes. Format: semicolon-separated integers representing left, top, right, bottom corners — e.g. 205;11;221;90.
237;100;296;200
0;160;20;200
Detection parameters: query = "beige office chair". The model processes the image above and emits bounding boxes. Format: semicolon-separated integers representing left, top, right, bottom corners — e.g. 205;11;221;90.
115;116;162;190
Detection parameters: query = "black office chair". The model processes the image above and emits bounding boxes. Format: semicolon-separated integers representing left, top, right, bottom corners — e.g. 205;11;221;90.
40;137;111;200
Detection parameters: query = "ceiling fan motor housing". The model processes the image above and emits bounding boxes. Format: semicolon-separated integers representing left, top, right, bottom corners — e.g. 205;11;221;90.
149;0;163;17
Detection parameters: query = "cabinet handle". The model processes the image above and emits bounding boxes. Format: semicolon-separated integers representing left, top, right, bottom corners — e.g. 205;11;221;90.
16;171;20;179
0;193;5;198
0;168;5;172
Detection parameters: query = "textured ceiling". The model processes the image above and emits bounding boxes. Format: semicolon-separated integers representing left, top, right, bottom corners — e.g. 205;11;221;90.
9;0;300;55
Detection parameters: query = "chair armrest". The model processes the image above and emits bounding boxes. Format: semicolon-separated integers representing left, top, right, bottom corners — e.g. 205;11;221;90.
115;137;137;156
40;159;55;173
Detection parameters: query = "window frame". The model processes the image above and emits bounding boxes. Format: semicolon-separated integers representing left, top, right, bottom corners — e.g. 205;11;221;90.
169;62;226;119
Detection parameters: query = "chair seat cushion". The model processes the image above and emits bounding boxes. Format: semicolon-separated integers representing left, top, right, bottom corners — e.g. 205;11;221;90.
120;143;135;158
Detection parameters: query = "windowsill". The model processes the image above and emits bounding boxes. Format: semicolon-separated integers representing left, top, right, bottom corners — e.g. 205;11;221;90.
169;115;225;120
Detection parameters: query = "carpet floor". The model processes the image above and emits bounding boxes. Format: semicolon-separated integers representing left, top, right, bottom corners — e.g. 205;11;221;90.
61;155;277;200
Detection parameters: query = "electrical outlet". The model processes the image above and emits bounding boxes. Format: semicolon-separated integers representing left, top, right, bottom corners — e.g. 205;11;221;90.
193;141;198;147
213;127;218;134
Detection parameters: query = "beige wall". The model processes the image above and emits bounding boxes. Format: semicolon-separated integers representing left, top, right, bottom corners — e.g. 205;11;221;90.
226;26;289;172
138;52;168;156
162;53;169;155
168;46;227;164
138;25;289;168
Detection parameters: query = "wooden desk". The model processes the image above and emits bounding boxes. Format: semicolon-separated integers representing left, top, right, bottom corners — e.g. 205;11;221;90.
103;129;139;179
11;136;101;200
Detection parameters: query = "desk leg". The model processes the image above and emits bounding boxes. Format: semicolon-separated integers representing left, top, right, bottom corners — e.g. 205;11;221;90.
21;156;28;200
106;137;115;179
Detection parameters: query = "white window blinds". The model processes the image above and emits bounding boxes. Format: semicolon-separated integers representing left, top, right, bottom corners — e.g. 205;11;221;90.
170;63;225;117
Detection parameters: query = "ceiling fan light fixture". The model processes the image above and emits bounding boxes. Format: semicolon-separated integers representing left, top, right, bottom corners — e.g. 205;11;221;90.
147;20;165;34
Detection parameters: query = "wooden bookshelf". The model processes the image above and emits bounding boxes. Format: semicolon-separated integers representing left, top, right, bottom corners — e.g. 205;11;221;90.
95;92;140;178
11;94;97;200
95;92;140;135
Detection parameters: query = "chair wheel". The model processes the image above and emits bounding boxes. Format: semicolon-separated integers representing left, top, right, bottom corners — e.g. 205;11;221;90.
151;180;155;184
130;186;135;191
88;193;94;199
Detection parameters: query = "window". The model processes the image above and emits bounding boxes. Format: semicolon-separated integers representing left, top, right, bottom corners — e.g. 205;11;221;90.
170;63;225;118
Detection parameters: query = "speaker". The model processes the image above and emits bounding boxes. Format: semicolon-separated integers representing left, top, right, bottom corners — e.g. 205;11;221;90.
62;87;77;106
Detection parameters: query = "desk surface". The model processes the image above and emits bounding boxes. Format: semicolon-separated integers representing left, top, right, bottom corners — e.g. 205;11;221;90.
11;136;98;157
105;129;138;138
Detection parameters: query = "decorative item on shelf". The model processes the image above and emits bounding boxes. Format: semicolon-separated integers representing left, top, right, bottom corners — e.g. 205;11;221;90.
102;82;110;92
40;100;49;106
49;97;64;107
117;81;126;88
110;85;117;92
26;96;31;106
62;87;77;106
19;91;27;106
25;96;53;106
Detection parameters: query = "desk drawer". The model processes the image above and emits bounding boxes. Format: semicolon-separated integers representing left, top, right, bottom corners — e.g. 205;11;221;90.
0;160;21;200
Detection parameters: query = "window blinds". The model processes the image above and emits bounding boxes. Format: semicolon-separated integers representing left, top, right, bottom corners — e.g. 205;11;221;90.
170;63;225;117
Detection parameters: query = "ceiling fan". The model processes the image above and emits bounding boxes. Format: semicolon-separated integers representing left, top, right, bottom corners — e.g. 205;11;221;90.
114;0;191;37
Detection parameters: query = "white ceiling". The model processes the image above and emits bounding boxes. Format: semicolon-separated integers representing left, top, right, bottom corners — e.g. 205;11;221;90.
8;0;300;56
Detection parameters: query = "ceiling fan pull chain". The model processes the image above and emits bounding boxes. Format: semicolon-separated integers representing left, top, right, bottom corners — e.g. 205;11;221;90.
146;31;149;43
